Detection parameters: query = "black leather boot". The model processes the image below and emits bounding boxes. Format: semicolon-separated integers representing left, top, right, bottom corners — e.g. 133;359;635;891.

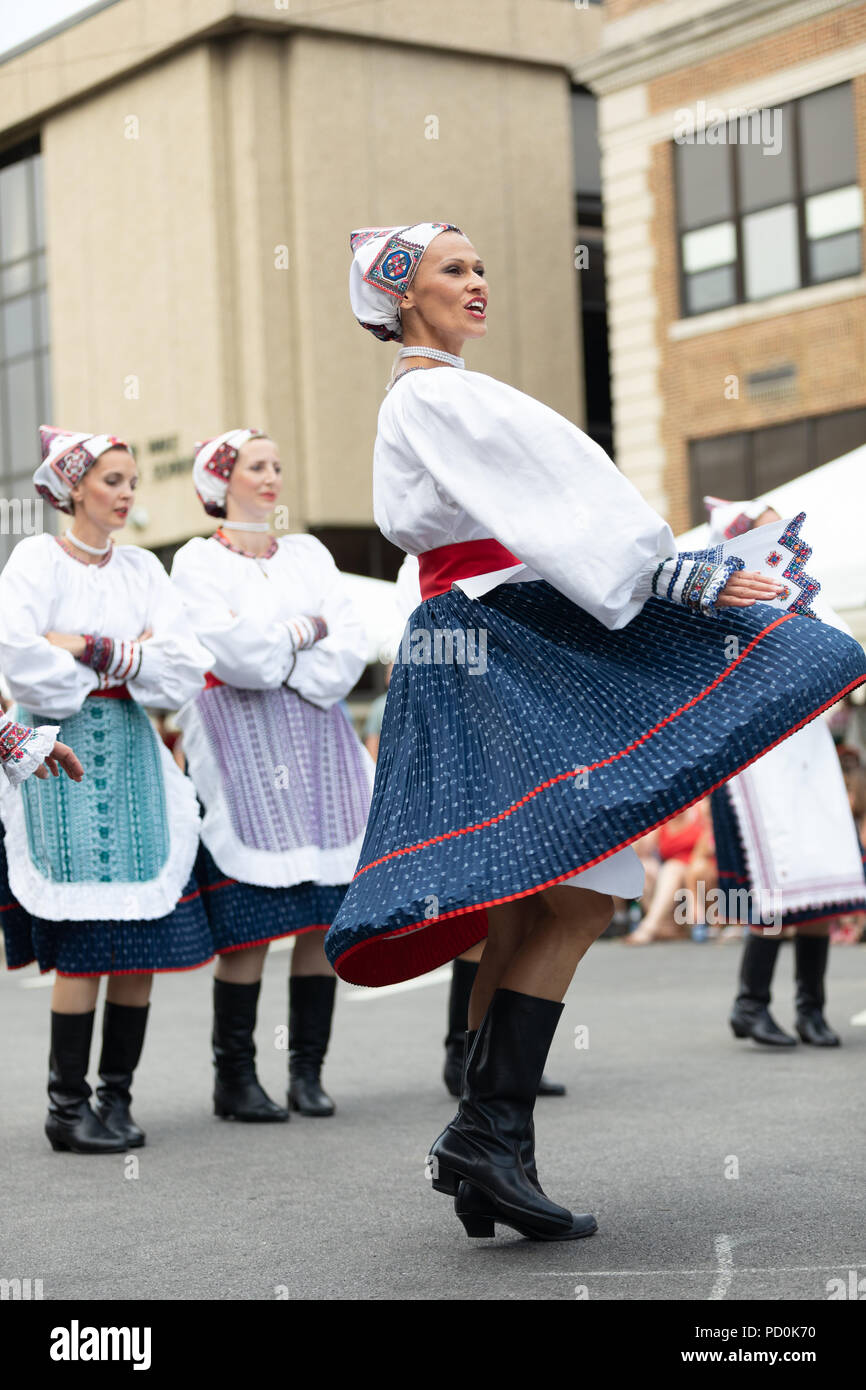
213;979;289;1122
427;989;596;1241
288;975;336;1116
729;933;796;1046
95;1001;149;1147
443;959;477;1097
45;1011;129;1154
443;961;566;1097
795;934;840;1046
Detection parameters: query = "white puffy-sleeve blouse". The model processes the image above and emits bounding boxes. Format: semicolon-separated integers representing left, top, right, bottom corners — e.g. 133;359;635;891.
374;367;676;630
170;533;368;710
0;535;212;720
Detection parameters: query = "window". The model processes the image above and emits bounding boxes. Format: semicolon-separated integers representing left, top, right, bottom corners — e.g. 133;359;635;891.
0;140;51;566
675;84;862;316
688;407;866;523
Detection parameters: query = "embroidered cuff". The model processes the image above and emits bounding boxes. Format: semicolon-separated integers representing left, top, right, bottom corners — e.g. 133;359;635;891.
652;554;745;618
284;616;328;652
80;636;143;683
0;721;60;786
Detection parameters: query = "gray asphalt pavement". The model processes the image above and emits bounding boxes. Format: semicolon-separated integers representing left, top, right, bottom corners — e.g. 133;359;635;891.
1;938;864;1301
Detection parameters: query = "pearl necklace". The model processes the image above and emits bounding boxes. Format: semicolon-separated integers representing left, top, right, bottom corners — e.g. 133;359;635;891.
397;346;465;369
64;528;112;557
221;520;270;532
387;345;466;392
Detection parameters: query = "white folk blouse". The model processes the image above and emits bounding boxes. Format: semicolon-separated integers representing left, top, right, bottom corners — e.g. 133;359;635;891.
375;367;676;628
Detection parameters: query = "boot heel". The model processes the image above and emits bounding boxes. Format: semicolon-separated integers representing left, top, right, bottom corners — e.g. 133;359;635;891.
730;1019;749;1039
458;1212;495;1238
214;1100;230;1118
47;1135;70;1152
427;1156;458;1194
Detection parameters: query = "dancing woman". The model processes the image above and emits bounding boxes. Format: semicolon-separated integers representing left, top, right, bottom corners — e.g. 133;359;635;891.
0;428;213;1154
324;222;866;1241
171;431;372;1121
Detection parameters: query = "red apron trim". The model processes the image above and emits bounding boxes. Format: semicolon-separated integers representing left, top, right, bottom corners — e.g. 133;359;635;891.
417;538;520;600
204;671;225;689
90;685;130;700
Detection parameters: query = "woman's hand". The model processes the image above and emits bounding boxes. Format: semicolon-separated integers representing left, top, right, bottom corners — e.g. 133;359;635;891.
43;631;87;658
34;740;85;782
716;571;784;609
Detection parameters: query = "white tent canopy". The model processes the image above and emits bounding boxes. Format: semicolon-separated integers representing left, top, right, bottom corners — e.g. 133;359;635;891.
677;443;866;631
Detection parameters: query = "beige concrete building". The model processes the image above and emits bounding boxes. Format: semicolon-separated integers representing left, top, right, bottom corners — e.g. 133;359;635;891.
0;0;606;576
579;0;866;533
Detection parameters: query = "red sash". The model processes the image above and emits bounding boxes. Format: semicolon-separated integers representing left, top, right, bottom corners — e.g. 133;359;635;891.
90;685;130;700
204;672;225;690
417;539;520;601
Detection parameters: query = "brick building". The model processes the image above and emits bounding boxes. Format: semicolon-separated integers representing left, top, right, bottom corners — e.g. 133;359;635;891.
579;0;866;533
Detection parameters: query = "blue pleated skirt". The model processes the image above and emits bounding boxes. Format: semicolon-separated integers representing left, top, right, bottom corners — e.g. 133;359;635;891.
1;827;213;977
710;784;866;930
194;844;348;953
325;582;866;985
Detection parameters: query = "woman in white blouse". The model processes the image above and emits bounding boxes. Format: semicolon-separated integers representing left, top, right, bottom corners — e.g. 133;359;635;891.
172;431;372;1123
0;427;214;1154
324;222;866;1243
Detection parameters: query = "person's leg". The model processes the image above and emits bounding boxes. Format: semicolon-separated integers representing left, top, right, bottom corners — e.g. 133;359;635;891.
624;859;685;944
794;922;840;1046
288;930;337;1116
212;944;288;1122
730;928;796;1046
430;886;612;1240
96;973;153;1146
46;975;127;1154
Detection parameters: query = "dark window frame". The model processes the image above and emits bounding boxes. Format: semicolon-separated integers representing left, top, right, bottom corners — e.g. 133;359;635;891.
675;84;861;317
688;406;866;524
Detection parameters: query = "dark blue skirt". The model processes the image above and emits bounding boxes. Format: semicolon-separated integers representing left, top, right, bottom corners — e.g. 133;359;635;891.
710;784;866;929
194;844;348;953
325;582;866;985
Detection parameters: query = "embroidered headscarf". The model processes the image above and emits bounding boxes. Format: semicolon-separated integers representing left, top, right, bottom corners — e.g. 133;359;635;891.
33;426;130;514
348;223;464;342
193;428;268;517
705;495;772;545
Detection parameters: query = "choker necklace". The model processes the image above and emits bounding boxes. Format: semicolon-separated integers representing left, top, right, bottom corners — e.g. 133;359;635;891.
387;345;465;392
397;346;465;369
65;529;112;556
221;520;271;532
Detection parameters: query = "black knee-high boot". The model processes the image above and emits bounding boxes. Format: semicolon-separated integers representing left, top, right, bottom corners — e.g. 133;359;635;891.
443;960;478;1096
427;989;596;1241
287;975;336;1116
212;979;289;1122
795;934;840;1046
45;1011;128;1154
443;960;566;1097
95;1001;149;1147
729;932;796;1045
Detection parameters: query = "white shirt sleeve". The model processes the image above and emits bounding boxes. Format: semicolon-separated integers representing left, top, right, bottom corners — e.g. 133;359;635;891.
285;538;369;710
0;540;98;718
130;554;212;709
388;370;676;630
171;540;303;690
